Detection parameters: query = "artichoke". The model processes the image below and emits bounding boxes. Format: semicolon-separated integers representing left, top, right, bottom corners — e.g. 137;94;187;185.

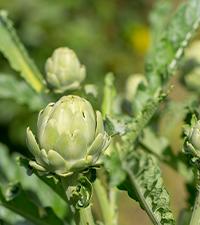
45;47;86;93
185;120;200;157
26;95;110;176
125;74;146;101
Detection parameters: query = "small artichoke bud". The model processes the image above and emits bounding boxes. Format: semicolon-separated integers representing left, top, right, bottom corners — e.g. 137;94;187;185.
125;74;146;101
188;120;200;151
45;47;86;93
26;95;110;176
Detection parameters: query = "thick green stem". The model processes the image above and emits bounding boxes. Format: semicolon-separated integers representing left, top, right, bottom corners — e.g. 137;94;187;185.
102;73;115;117
109;187;118;225
189;189;200;225
94;179;114;225
61;176;95;225
189;172;200;225
99;73;118;225
78;206;95;225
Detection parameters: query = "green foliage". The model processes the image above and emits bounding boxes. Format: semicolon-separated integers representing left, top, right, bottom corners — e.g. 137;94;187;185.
120;149;175;225
0;74;45;110
0;184;64;225
0;144;68;223
0;11;45;92
146;0;200;90
1;0;200;225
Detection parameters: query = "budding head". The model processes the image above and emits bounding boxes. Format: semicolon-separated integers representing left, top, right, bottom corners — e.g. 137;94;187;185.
45;47;86;93
187;121;200;151
26;95;110;176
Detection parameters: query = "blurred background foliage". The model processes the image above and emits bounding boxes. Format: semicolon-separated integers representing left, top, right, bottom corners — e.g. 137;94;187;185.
1;0;198;224
0;0;156;159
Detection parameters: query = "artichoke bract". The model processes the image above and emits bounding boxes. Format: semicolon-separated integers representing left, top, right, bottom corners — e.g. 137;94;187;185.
26;95;110;176
185;120;200;156
45;47;86;93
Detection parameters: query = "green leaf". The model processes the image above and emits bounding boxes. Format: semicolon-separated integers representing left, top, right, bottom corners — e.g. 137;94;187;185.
119;148;175;225
123;0;200;151
0;144;68;220
123;92;166;148
150;0;173;44
141;128;194;183
0;205;31;225
104;116;126;137
0;11;45;92
0;74;46;110
104;151;126;187
19;157;66;202
141;128;169;156
0;183;64;225
0;218;12;225
146;0;200;90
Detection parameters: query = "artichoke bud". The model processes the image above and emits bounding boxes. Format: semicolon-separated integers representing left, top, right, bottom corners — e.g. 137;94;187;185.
26;95;110;176
125;74;147;101
45;47;86;93
185;120;200;157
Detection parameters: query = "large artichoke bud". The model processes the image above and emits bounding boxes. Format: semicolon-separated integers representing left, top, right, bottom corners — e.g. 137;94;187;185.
26;95;110;176
45;47;86;93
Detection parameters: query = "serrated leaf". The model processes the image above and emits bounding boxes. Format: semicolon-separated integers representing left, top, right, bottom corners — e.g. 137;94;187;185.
119;149;175;225
0;11;45;92
123;0;200;152
0;184;64;225
150;0;173;44
0;74;46;111
146;0;200;90
141;128;194;183
123;93;166;148
104;116;126;136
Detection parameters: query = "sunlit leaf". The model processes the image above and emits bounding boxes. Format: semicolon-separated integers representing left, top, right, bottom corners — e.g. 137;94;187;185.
0;11;45;92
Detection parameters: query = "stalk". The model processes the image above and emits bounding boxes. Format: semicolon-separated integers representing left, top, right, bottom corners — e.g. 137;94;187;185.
98;72;118;225
189;189;200;225
78;206;95;225
189;171;200;225
61;176;95;225
109;187;118;225
94;179;113;225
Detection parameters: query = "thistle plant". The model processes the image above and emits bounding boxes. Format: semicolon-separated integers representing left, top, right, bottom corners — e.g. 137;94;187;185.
1;1;200;225
26;95;110;176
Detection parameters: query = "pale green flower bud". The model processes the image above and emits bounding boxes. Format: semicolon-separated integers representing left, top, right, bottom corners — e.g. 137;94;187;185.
26;95;110;176
45;48;86;93
125;74;146;101
187;121;200;151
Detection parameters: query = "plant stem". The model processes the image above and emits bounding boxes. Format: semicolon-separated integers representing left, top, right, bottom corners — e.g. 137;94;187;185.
102;73;115;117
94;179;114;225
109;187;118;225
189;190;200;225
189;171;200;225
61;176;95;225
77;206;95;225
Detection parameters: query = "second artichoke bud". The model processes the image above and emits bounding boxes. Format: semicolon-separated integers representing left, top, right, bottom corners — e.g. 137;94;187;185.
45;47;86;93
184;120;200;157
26;95;110;176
